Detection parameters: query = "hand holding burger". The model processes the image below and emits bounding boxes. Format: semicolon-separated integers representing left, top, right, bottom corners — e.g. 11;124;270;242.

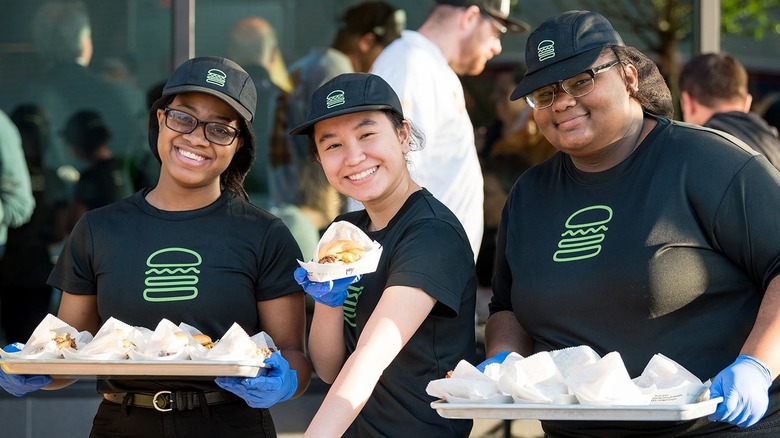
293;267;361;307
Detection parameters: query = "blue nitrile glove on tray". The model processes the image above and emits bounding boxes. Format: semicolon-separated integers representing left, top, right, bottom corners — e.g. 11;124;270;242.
215;351;297;408
0;343;52;397
476;351;511;373
708;355;773;428
294;267;361;307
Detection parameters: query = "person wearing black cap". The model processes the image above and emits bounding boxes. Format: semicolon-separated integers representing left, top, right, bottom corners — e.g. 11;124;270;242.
481;10;780;436
290;73;477;437
366;0;529;262
0;56;311;437
279;1;406;212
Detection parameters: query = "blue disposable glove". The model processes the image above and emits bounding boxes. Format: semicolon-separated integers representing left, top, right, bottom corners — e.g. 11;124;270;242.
476;351;511;373
0;343;52;397
293;267;361;307
708;355;773;428
215;352;297;409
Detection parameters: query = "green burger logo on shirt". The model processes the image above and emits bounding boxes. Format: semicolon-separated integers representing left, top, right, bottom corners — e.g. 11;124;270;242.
143;247;202;302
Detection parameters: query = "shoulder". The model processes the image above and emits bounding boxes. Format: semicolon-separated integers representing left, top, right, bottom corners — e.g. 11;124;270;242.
399;191;470;245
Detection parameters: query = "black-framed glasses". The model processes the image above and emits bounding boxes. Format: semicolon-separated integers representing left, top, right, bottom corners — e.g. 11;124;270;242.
524;60;621;109
163;107;240;146
480;11;507;36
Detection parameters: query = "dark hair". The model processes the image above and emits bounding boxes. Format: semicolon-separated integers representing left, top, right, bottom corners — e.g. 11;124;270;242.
612;46;674;118
148;95;256;201
63;109;111;156
305;109;425;159
678;52;748;107
334;1;404;47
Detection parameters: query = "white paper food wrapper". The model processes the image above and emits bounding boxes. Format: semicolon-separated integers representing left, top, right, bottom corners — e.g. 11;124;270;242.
0;314;93;359
566;352;654;405
297;221;382;282
633;353;709;405
128;319;196;360
426;360;512;404
189;322;276;364
62;317;146;360
498;352;576;404
550;345;601;379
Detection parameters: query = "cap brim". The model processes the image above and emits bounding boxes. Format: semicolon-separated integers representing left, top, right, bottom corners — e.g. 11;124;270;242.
509;47;603;101
164;84;253;122
289;104;397;136
491;14;530;34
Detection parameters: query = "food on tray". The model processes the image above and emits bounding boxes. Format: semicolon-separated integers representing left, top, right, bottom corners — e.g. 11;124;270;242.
52;332;77;350
318;239;365;264
193;334;214;349
0;315;278;367
427;346;710;407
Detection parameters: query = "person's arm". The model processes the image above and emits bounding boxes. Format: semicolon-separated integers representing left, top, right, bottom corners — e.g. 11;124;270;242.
256;292;311;398
484;310;533;358
0;111;34;229
303;285;436;438
307;302;347;383
740;275;780;377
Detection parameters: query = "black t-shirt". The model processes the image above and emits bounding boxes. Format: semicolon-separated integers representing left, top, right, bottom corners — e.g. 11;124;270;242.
48;189;302;392
338;189;477;438
705;111;780;171
490;115;780;436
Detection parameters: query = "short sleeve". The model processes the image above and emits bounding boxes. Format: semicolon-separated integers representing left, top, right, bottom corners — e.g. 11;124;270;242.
385;219;474;317
254;218;304;301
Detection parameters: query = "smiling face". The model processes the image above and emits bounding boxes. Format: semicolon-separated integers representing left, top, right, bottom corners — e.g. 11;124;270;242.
313;110;411;207
532;51;641;167
155;92;243;192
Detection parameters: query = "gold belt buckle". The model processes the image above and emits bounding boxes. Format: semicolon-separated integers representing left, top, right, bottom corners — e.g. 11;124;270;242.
153;390;173;412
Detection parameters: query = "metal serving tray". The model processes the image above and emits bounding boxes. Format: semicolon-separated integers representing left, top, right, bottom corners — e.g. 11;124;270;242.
0;358;263;379
431;397;722;422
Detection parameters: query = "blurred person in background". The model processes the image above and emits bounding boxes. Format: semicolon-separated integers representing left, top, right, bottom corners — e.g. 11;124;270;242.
62;109;133;229
679;52;780;170
367;0;529;259
26;1;149;191
0;105;68;343
226;16;320;260
0;108;36;344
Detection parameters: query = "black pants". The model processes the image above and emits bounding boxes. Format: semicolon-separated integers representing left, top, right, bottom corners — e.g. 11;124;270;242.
90;399;277;438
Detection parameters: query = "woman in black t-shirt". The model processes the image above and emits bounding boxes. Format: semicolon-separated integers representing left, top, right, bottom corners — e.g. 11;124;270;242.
290;73;477;437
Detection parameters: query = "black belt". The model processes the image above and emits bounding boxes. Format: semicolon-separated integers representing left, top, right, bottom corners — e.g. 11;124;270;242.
103;390;236;412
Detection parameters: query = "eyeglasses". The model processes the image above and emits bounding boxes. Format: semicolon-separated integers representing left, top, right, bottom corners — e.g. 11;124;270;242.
163;107;240;146
480;12;507;36
524;60;621;109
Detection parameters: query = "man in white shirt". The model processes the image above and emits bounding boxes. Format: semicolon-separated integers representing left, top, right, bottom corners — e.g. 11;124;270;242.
367;0;528;257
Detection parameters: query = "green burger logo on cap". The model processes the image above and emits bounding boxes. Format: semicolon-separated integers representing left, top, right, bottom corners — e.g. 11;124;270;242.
144;247;202;302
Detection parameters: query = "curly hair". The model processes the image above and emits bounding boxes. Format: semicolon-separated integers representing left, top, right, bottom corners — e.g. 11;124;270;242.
611;46;674;118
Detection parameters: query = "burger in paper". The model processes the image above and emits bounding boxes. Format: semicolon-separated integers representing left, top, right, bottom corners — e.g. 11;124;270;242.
298;221;382;282
3;314;93;360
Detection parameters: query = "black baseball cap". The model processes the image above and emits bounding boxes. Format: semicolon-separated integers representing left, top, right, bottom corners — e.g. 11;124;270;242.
289;73;403;136
162;56;257;123
435;0;529;34
510;10;624;100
